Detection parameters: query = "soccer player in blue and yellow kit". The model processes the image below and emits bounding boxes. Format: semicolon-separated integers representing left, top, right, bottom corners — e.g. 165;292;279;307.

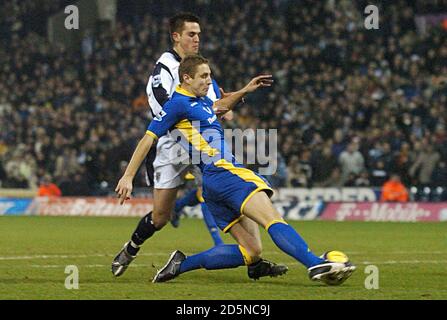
112;13;286;281
116;55;356;285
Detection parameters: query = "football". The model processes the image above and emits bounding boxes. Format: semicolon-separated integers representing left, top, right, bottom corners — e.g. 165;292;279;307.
321;250;355;286
322;250;350;264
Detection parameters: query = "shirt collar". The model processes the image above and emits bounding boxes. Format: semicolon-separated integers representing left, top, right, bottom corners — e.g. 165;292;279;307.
168;49;182;62
175;85;197;98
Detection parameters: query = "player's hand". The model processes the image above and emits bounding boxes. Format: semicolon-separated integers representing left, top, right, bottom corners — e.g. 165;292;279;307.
115;175;133;205
243;74;273;93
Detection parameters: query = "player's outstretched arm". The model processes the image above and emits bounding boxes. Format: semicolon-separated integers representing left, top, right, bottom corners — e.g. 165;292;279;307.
217;88;235;120
213;74;273;116
115;133;155;205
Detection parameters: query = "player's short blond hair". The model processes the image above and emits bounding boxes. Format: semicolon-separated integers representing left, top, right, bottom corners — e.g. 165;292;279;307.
179;55;209;83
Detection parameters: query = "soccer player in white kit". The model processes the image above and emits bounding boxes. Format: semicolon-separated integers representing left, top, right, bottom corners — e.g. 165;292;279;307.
111;13;288;280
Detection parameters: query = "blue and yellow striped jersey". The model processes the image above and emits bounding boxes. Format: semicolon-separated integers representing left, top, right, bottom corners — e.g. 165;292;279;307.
147;85;235;171
148;85;273;226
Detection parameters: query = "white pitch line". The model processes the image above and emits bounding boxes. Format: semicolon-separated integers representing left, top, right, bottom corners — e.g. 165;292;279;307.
1;251;446;261
27;260;447;269
1;251;288;261
30;263;155;269
0;253;168;261
347;251;446;255
359;260;447;265
0;254;106;260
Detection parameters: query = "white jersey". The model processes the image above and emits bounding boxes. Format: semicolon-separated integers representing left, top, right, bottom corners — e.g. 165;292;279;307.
146;49;220;118
144;49;220;188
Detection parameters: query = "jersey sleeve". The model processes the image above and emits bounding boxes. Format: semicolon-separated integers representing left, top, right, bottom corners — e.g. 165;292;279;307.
147;100;186;139
146;62;175;116
211;79;221;100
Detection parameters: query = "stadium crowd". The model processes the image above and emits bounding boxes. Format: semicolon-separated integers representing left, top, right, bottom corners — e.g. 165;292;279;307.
0;0;446;198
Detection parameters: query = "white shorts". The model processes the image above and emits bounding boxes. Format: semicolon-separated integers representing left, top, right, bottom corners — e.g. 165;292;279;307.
146;133;202;189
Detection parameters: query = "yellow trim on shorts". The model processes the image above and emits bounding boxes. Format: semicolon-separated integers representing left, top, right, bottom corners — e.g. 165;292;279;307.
222;215;244;233
146;130;158;140
196;189;205;203
213;159;273;213
265;219;288;232
238;245;254;265
240;187;272;214
214;159;269;189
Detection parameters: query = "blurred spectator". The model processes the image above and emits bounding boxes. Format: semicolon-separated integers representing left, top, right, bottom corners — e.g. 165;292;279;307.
369;160;389;187
0;161;6;187
409;144;441;185
37;174;61;197
0;0;446;193
354;170;371;187
287;156;309;187
311;144;338;185
298;149;313;185
339;141;365;183
70;172;92;196
380;173;409;202
431;161;447;187
344;172;358;187
331;129;347;159
59;172;91;196
320;166;344;188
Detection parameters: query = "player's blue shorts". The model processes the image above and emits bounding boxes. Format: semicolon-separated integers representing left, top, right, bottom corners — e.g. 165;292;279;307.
202;159;274;233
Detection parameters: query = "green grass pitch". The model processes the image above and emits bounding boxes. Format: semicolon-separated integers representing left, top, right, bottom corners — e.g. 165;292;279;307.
0;216;446;300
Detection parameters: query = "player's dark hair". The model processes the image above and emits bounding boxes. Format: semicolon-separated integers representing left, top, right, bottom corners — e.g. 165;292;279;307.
169;12;200;42
179;55;209;83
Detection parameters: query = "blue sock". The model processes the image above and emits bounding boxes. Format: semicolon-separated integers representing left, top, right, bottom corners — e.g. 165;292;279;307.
179;244;245;273
201;202;224;246
175;189;200;213
267;222;324;268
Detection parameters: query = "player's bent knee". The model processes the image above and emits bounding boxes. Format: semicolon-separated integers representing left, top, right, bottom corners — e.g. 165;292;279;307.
152;211;171;229
152;219;168;229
